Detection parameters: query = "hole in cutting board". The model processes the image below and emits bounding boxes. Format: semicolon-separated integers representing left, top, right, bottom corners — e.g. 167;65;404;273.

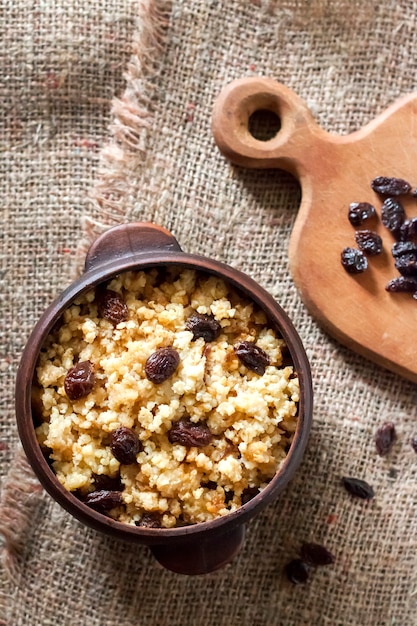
248;109;281;141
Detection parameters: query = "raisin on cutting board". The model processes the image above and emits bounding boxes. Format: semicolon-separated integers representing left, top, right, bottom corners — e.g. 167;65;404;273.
371;176;411;196
399;217;417;241
380;198;405;235
348;202;377;226
394;254;417;277
341;247;368;274
391;241;417;258
354;230;383;256
386;276;417;293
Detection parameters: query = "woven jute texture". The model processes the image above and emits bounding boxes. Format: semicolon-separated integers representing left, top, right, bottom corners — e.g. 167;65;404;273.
2;1;417;624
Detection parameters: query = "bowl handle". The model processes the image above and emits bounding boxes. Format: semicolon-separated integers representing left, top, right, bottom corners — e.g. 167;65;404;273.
150;523;246;575
84;222;183;272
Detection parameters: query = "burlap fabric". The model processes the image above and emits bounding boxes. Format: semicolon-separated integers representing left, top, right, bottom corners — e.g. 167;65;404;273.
1;1;416;624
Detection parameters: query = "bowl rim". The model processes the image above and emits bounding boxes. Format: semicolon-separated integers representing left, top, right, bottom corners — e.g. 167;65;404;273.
16;250;313;543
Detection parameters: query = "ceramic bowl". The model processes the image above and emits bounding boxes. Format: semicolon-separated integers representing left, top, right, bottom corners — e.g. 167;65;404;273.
16;222;313;575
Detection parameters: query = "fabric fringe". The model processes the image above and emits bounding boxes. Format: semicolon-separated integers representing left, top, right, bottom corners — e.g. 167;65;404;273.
90;0;172;222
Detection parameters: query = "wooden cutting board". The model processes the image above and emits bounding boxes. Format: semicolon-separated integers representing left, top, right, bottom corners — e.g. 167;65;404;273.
212;77;417;383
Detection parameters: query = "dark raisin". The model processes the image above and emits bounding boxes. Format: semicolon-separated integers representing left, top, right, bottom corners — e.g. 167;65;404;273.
386;276;417;292
341;477;375;500
340;247;368;274
92;473;124;492
354;230;383;256
84;489;123;513
371;176;411;196
285;559;310;584
201;480;218;490
175;516;194;528
186;312;221;342
96;288;128;325
375;422;397;456
380;198;405;235
110;427;142;465
348;202;377;226
411;436;417;453
135;513;162;528
394;254;417;276
241;486;259;504
224;490;235;504
300;542;335;566
168;417;213;447
399;217;417;241
145;347;180;384
234;341;270;375
64;361;96;400
392;241;417;258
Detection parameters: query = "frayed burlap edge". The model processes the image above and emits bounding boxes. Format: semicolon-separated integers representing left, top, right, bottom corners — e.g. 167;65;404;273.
72;0;173;276
90;0;172;220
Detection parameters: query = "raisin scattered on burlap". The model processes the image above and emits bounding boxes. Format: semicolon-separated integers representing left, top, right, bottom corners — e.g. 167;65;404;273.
84;490;123;513
380;198;405;235
64;361;96;400
386;276;417;293
234;341;270;375
168;417;213;447
411;436;417;453
285;559;310;584
341;477;375;500
348;202;377;226
354;230;383;256
300;542;335;566
110;427;142;464
375;422;397;457
145;347;180;383
371;176;411;196
341;247;368;274
96;288;128;325
186;312;221;342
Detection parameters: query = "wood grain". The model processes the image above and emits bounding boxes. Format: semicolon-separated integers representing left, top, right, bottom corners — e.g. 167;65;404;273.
212;77;417;382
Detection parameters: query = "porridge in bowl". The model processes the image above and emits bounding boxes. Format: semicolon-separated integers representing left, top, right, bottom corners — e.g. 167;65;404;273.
34;267;300;528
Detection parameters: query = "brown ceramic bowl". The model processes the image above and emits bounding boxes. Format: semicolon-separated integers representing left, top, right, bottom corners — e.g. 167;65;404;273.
16;222;313;575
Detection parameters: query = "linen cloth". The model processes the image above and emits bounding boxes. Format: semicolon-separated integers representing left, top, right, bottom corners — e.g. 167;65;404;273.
1;1;416;624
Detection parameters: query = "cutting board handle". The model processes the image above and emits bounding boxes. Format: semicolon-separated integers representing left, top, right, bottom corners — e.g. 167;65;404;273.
212;77;325;176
